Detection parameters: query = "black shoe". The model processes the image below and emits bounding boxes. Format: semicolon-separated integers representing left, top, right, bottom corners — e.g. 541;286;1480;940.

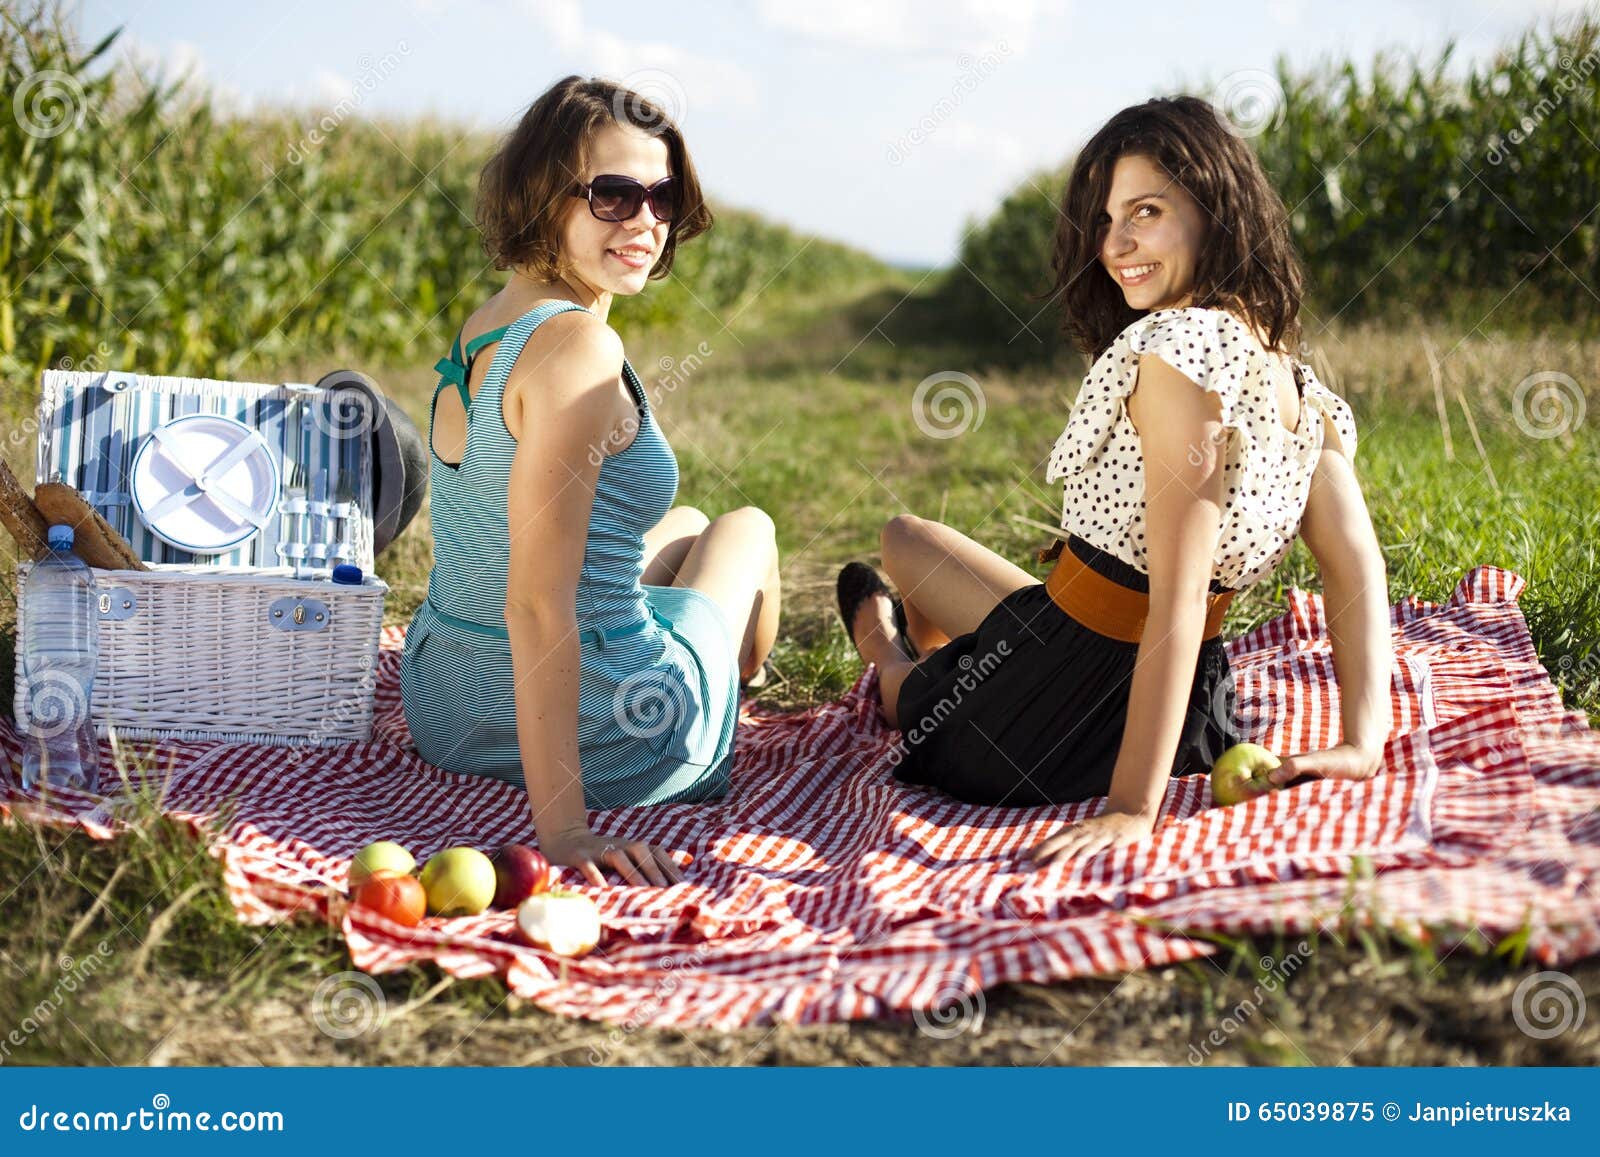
836;562;917;660
740;657;780;692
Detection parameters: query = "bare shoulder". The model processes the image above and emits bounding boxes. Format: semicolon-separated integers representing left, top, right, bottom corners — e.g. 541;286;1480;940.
510;308;625;398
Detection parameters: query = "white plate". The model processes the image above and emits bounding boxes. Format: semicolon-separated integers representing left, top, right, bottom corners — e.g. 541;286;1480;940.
130;414;280;554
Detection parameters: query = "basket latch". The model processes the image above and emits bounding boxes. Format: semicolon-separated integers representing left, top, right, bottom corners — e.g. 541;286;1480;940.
96;587;139;620
268;596;331;632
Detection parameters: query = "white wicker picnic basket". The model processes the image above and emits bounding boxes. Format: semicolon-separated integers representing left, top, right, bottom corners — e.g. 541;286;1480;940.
13;369;390;747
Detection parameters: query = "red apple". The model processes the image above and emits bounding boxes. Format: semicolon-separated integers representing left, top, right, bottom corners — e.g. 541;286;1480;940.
492;844;552;908
352;872;427;927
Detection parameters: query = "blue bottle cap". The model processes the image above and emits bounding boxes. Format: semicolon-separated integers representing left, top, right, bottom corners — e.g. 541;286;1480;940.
47;524;75;551
331;563;363;585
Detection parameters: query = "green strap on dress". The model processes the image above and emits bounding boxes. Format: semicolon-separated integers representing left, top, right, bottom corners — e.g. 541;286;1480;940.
432;324;511;412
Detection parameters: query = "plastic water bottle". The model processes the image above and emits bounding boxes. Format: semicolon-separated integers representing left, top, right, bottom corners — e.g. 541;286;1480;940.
21;525;100;793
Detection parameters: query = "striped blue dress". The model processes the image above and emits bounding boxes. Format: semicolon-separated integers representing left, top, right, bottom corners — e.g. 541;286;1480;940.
399;300;739;808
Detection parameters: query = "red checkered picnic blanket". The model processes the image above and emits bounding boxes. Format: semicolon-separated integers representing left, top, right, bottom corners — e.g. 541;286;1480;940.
2;566;1596;1028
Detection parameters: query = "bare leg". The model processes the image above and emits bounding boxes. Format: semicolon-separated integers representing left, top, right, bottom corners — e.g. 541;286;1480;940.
641;505;709;586
672;506;781;682
847;590;919;729
880;513;1035;641
900;598;951;658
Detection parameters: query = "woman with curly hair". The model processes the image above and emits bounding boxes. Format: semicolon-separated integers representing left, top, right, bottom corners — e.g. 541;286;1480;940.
837;96;1392;865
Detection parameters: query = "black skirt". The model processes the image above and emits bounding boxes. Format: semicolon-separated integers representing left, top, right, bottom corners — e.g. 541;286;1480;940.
892;536;1241;806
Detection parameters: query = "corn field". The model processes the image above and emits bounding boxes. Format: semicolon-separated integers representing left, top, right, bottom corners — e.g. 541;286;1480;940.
948;14;1600;353
0;4;887;392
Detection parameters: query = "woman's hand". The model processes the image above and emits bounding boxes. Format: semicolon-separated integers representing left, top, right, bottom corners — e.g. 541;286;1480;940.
1266;742;1384;788
1026;806;1156;868
539;825;685;888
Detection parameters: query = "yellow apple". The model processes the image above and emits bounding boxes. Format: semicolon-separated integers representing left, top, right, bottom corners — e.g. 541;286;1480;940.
348;840;415;892
1209;742;1282;807
419;847;497;916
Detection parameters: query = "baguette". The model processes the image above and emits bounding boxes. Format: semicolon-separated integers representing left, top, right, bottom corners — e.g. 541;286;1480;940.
33;482;148;570
0;460;51;560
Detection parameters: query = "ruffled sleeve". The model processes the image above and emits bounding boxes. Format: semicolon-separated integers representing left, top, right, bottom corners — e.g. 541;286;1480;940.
1044;308;1251;483
1045;361;1122;482
1126;308;1253;428
1296;363;1359;459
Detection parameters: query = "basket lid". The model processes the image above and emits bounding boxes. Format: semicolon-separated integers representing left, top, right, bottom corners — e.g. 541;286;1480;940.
36;370;381;572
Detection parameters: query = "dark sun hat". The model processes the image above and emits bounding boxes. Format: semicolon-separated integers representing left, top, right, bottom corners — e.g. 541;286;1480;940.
313;369;426;555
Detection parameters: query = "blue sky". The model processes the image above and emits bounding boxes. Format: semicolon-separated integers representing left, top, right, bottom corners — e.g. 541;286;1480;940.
83;0;1590;266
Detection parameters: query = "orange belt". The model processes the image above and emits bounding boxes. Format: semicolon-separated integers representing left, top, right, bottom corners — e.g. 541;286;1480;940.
1043;540;1233;644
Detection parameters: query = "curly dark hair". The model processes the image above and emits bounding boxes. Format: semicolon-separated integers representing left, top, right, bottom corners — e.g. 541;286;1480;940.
476;75;713;281
1047;96;1303;359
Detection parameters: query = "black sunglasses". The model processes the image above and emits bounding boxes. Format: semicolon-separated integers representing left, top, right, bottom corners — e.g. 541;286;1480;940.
572;174;679;223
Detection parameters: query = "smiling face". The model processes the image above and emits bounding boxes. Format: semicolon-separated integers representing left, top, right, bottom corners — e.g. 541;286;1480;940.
558;122;673;300
1098;153;1209;313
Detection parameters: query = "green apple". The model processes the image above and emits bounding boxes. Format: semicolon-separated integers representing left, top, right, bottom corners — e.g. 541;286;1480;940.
348;840;415;892
1209;742;1283;807
419;847;497;916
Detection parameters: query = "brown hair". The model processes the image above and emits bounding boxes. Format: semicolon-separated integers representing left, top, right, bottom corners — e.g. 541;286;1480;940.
1047;96;1303;359
476;75;713;280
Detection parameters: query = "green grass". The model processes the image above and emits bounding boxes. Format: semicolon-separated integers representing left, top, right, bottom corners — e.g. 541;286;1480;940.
3;275;1598;1064
608;300;1600;721
3;788;1596;1065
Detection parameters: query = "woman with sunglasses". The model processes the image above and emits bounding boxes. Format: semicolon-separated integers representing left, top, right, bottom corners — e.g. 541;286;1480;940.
401;76;781;888
837;96;1392;865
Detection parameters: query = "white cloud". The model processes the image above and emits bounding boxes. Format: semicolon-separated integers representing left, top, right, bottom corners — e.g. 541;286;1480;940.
116;36;246;110
524;0;759;123
312;69;354;105
1267;0;1304;26
757;0;1040;57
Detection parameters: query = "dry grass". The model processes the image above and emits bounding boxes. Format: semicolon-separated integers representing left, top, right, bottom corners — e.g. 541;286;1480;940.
2;299;1596;1065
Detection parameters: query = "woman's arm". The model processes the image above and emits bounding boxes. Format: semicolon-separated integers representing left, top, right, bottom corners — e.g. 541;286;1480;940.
504;313;682;887
1265;436;1392;785
1029;354;1226;865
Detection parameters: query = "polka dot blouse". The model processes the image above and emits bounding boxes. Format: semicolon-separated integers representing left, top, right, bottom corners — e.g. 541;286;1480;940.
1044;307;1359;591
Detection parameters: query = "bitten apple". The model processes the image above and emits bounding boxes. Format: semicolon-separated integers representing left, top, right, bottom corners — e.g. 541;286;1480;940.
348;840;415;891
515;890;602;957
352;872;427;927
1209;742;1283;806
491;844;551;908
419;847;497;916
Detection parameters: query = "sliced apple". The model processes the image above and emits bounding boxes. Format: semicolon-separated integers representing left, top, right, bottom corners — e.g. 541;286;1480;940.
515;890;602;957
